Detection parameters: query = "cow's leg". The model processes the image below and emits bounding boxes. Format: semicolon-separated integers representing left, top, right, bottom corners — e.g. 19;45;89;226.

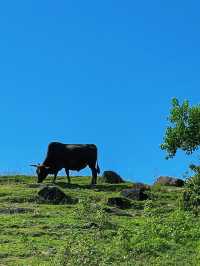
52;170;58;183
90;167;97;185
65;168;71;184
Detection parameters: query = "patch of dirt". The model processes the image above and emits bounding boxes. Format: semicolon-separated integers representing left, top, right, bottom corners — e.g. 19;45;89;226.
0;207;34;215
27;183;46;188
104;207;133;217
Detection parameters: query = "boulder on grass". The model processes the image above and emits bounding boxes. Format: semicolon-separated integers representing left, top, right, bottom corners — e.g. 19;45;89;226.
154;176;184;187
132;182;151;190
121;188;149;201
101;171;124;184
107;197;132;209
38;186;77;204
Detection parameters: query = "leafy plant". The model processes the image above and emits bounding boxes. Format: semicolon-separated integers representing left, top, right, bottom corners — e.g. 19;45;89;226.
75;198;113;230
182;164;200;214
161;98;200;159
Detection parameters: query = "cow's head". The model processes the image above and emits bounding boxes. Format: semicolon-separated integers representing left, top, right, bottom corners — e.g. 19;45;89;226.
30;164;51;183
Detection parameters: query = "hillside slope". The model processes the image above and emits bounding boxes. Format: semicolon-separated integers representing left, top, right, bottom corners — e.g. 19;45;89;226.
0;175;200;266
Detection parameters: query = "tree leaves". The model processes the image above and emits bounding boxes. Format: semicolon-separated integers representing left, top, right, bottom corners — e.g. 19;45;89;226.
161;98;200;159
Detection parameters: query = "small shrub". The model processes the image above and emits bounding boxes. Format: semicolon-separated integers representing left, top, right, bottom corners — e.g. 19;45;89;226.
151;184;163;192
75;198;113;230
182;165;200;214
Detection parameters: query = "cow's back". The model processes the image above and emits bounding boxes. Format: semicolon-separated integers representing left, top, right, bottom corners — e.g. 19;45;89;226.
65;144;98;161
44;142;98;167
46;142;66;159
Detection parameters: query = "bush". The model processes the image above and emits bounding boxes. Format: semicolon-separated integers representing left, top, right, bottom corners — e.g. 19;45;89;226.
182;164;200;214
50;209;200;266
75;198;114;230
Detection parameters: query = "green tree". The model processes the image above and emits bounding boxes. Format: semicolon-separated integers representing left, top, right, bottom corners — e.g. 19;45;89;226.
161;98;200;159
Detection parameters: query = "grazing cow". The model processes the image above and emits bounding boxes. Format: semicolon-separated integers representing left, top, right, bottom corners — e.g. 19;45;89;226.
31;142;100;185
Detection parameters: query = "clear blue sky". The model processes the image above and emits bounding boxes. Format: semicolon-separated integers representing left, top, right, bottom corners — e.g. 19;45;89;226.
0;1;199;183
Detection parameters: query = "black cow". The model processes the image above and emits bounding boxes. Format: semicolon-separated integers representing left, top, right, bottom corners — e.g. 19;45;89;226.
31;142;100;185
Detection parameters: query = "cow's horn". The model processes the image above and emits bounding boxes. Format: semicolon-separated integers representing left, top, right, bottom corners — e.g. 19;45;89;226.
42;165;51;169
30;164;38;167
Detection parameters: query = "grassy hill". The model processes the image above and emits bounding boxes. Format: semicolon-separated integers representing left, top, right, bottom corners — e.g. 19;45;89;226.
0;175;200;265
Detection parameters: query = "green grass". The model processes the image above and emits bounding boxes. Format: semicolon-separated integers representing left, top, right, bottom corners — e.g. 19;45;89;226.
0;175;200;265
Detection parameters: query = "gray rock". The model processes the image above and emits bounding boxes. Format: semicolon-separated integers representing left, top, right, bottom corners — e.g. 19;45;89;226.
38;186;77;204
107;197;132;209
154;176;184;187
121;188;148;201
132;182;151;190
101;171;124;184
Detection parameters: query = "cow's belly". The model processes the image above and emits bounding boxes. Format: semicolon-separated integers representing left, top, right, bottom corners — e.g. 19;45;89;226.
67;160;88;171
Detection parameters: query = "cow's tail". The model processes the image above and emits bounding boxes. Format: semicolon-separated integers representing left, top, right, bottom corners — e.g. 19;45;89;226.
96;161;100;174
